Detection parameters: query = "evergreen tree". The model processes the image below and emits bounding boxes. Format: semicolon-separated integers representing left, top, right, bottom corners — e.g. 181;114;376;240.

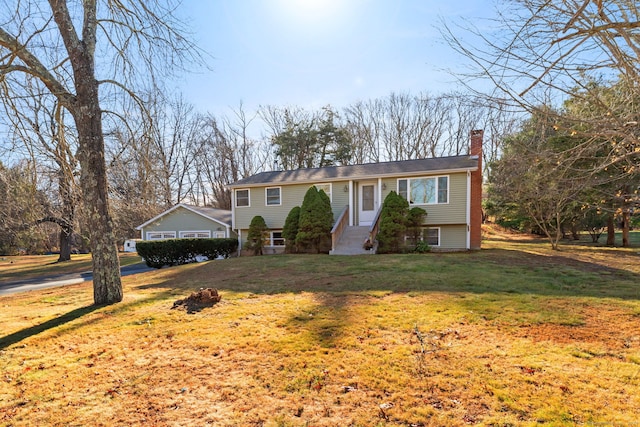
245;215;268;255
282;206;301;253
296;186;334;253
377;191;410;253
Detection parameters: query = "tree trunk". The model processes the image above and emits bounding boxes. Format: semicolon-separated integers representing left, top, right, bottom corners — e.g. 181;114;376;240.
606;214;616;246
74;77;122;305
58;227;72;262
621;208;630;248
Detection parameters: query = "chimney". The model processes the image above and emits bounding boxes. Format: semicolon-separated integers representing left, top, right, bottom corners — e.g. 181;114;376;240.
469;130;483;250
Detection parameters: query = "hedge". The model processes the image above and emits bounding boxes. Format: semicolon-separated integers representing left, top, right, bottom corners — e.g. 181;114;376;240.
136;238;238;269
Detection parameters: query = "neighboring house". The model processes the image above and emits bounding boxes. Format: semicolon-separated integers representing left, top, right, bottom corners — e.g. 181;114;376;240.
227;130;484;254
136;204;234;241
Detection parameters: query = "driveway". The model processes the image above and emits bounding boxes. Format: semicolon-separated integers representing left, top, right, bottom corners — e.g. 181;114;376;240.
0;263;154;296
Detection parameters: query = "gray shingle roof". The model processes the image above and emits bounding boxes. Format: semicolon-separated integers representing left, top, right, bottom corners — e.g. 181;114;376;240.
228;155;479;188
187;205;232;226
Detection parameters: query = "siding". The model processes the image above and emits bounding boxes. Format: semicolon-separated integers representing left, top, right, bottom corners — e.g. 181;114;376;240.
234;182;350;230
382;172;468;225
438;225;468;249
142;207;229;239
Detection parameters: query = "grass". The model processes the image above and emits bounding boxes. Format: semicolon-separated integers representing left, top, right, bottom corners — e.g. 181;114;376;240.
0;230;639;426
0;253;142;281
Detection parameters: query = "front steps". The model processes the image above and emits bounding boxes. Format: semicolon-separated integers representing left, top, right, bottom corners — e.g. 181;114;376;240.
330;226;375;255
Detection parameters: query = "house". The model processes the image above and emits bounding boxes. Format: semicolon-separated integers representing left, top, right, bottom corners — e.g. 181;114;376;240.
136;203;234;241
227;130;483;254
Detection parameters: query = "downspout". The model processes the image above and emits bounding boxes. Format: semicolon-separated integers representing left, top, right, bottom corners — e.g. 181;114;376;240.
377;177;383;212
348;180;354;226
466;171;471;250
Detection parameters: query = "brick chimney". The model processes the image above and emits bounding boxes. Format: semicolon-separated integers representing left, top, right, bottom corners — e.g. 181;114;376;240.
469;130;483;250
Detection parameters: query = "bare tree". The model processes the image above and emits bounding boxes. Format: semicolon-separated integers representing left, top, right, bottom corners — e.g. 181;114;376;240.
199;104;268;209
0;1;202;304
442;0;640;245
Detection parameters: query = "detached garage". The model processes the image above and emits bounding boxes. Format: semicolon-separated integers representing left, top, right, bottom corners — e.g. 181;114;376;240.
136;204;234;241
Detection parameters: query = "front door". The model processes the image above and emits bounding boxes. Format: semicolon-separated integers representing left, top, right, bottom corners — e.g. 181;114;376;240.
358;181;377;226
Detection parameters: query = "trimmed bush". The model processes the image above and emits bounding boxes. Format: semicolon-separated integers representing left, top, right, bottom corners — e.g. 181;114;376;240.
245;215;269;255
296;186;333;253
283;206;301;253
136;238;238;268
376;191;409;253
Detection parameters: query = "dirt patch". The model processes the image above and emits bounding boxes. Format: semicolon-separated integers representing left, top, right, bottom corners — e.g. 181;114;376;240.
513;306;640;351
172;288;222;313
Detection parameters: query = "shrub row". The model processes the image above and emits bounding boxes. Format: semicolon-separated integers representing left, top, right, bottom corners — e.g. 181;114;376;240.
136;238;238;268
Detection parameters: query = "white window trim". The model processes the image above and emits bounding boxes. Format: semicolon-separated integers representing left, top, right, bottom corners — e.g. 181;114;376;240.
235;188;250;208
314;183;333;203
146;231;176;240
424;227;441;247
265;230;285;247
397;175;449;205
179;230;212;239
265;186;282;206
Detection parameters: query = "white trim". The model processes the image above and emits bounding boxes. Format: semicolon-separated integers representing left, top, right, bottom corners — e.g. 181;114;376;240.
425;227;441;247
226;166;477;189
179;230;212;239
397;175;450;205
265;230;285;247
235;189;250;208
146;231;176;240
348;180;354;226
466;171;471;250
265;186;282;206
358;180;377;226
136;203;231;230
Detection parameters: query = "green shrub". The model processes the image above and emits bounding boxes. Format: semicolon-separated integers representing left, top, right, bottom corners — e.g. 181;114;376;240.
136;238;238;268
414;240;432;253
377;191;409;254
245;215;269;255
296;186;333;253
283;206;301;253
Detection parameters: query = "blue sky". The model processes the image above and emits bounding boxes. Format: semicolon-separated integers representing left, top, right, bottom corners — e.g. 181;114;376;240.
176;0;495;118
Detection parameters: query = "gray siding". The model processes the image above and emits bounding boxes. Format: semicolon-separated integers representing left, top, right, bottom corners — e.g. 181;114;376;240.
142;206;230;239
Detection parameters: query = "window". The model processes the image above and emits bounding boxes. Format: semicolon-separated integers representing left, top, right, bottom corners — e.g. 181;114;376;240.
179;231;211;239
405;227;440;247
266;187;281;206
147;231;176;240
236;189;250;207
398;176;448;205
423;228;440;246
315;183;332;202
265;231;285;247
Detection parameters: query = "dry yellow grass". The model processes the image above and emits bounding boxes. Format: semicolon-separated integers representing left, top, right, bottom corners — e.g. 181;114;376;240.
1;233;639;426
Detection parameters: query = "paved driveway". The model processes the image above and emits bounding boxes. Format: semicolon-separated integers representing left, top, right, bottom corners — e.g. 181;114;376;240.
0;263;153;296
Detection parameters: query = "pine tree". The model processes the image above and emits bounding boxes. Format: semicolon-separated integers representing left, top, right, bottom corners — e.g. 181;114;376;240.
296;186;334;253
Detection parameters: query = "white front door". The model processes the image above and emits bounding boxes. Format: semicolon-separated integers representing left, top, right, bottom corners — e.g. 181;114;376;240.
358;181;377;226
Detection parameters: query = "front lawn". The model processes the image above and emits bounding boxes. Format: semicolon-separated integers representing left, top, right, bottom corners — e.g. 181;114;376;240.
0;234;638;426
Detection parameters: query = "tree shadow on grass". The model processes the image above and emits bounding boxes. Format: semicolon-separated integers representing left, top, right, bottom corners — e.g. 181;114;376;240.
0;305;102;350
0;288;179;350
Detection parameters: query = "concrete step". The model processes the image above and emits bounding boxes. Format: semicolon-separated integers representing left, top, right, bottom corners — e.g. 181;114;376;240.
330;226;375;255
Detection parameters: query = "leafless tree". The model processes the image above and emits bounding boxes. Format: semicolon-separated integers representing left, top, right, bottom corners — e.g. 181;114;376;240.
0;1;203;304
199;105;269;209
442;0;640;245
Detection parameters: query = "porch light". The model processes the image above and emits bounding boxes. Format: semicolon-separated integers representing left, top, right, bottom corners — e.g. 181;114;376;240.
343;185;349;192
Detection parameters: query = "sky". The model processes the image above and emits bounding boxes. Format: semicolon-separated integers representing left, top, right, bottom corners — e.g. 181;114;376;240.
176;0;495;119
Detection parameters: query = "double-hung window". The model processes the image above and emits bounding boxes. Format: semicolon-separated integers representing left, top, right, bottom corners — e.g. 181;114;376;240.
266;231;285;247
398;176;448;205
266;187;281;206
236;189;250;207
315;183;332;202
